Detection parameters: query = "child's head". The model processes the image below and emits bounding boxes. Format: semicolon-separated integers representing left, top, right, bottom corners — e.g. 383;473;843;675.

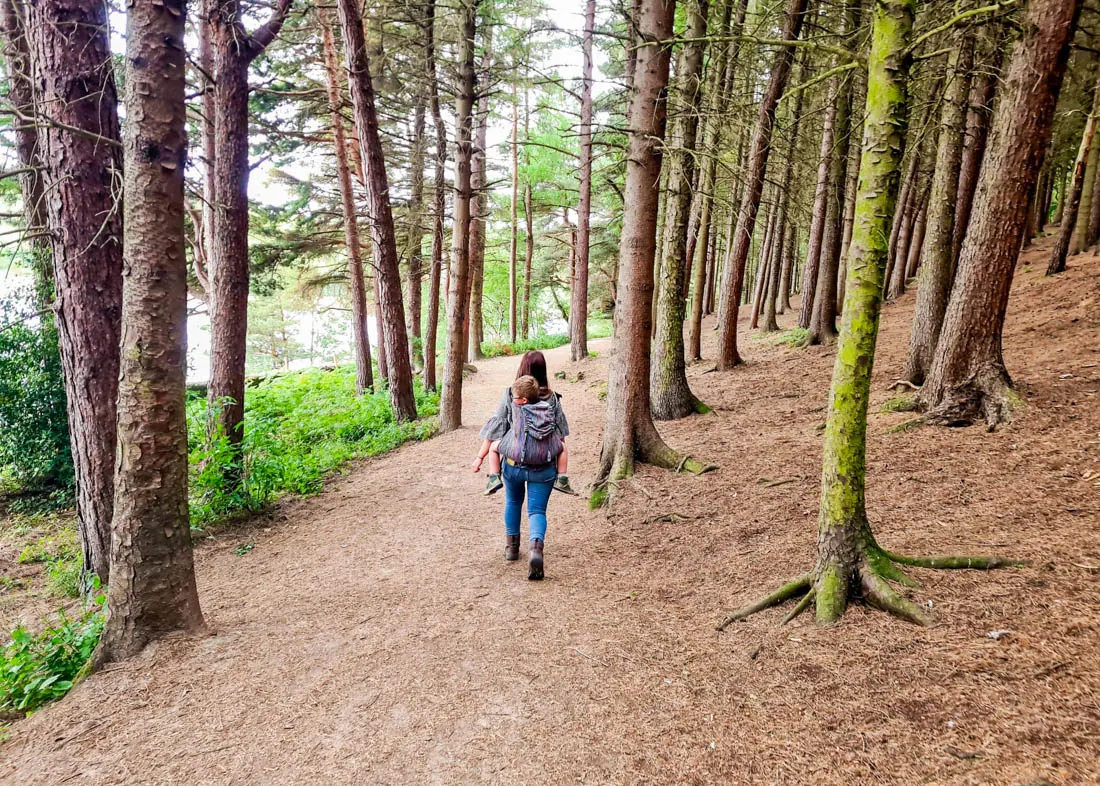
513;375;540;404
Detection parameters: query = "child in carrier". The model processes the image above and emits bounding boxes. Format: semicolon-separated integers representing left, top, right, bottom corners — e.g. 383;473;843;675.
471;375;575;496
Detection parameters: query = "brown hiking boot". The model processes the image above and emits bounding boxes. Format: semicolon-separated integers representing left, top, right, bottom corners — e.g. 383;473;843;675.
505;534;520;562
528;538;544;580
553;474;578;495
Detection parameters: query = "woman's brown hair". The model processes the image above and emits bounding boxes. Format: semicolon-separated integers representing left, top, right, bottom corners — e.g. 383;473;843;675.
516;350;551;397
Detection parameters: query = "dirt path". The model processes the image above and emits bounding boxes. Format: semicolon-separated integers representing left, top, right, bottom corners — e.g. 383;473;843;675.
4;237;1099;785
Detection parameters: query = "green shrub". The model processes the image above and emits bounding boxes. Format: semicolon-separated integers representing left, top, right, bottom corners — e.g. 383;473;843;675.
0;291;73;507
187;368;439;525
0;592;104;715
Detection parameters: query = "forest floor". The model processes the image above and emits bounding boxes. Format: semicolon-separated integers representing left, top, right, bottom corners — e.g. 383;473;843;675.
3;236;1099;785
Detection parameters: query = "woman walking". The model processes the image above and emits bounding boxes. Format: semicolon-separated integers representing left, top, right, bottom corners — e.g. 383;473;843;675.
472;351;572;579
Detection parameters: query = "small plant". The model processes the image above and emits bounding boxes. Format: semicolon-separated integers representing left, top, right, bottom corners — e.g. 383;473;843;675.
234;542;254;556
17;529;82;599
756;327;810;346
0;588;105;716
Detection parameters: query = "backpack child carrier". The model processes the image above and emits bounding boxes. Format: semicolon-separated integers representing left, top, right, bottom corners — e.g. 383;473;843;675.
497;391;564;467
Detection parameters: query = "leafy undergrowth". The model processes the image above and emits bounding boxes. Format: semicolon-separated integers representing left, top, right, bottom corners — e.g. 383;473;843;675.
188;367;439;527
0;587;104;722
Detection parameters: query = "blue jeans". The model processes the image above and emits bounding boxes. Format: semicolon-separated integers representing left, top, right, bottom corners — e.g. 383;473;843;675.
501;462;556;541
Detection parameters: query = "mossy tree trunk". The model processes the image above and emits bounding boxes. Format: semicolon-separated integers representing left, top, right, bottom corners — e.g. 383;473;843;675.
719;0;1022;630
652;0;709;420
591;0;714;507
921;0;1083;427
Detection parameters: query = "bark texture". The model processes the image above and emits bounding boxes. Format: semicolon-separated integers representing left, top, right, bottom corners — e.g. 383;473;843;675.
439;0;477;432
27;0;123;585
904;36;973;386
321;18;373;395
337;0;417;421
423;0;445;391
651;0;709;420
570;0;596;360
206;0;291;459
715;0;808;368
591;0;712;507
921;0;1083;427
97;0;204;663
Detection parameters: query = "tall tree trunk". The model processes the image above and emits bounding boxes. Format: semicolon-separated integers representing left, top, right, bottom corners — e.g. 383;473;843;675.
467;26;492;362
406;97;427;366
96;0;204;663
337;0;417;421
921;0;1083;427
904;35;973;386
652;0;709;420
509;74;520;344
805;2;858;347
522;80;534;339
1052;167;1068;224
715;0;808;369
590;0;712;507
904;201;927;278
799;92;837;329
199;0;217;295
321;18;373;395
951;28;1002;271
0;0;49;301
883;147;919;299
439;0;477;432
423;0;445;391
207;0;292;465
688;0;745;360
1048;75;1099;276
571;0;596;360
27;0;123;585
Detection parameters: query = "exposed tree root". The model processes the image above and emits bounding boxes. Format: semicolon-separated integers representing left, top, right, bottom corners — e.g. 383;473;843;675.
717;543;1025;629
920;366;1019;431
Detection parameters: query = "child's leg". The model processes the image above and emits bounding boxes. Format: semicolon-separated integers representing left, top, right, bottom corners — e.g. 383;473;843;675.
556;441;569;474
488;440;502;474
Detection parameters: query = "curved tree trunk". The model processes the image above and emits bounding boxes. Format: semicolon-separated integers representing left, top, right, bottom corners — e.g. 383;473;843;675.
1070;76;1100;256
591;0;713;507
921;0;1082;427
799;92;837;329
27;0;123;585
321;17;373;395
652;0;709;420
337;0;417;421
715;0;808;368
904;35;973;386
97;0;204;663
1048;76;1099;276
951;29;1002;272
439;0;477;432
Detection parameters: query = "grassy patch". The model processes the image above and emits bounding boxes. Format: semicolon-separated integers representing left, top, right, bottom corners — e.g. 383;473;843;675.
480;334;569;359
885;416;925;434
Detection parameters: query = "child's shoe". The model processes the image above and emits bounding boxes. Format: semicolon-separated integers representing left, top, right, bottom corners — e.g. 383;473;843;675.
553;474;578;495
483;473;503;496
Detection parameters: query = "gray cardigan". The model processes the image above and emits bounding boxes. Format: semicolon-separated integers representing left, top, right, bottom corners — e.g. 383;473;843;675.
479;388;570;441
